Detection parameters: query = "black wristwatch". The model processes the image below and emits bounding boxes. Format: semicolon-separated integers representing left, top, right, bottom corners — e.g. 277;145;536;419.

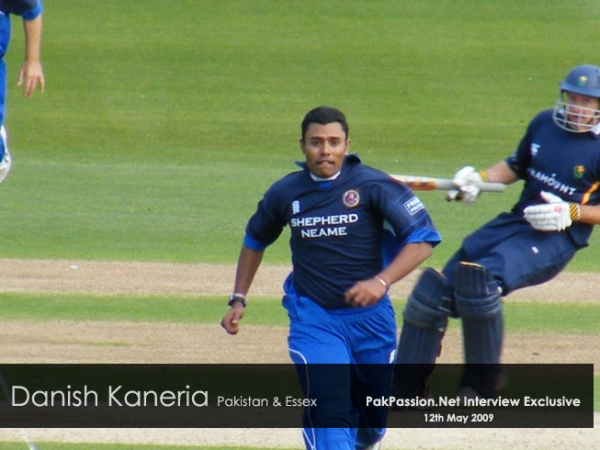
228;293;247;308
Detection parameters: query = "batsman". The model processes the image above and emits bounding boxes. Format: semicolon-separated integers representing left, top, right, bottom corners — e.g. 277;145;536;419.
393;64;600;399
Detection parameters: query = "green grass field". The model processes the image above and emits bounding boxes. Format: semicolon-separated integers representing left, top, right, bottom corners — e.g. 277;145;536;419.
4;0;600;267
0;0;597;448
0;293;598;335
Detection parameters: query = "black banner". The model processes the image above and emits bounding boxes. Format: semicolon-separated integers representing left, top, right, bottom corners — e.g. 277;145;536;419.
0;364;593;428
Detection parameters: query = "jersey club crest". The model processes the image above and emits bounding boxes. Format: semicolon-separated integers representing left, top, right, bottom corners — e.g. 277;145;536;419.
342;190;360;208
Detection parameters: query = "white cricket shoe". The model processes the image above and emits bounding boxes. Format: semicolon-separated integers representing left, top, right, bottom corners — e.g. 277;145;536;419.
0;126;11;183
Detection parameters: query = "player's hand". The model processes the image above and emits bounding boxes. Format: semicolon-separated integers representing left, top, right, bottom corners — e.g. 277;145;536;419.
344;277;387;307
523;191;580;232
446;166;483;204
220;303;245;335
18;61;45;98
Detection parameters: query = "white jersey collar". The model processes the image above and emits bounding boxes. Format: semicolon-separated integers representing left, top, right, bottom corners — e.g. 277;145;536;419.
310;171;341;182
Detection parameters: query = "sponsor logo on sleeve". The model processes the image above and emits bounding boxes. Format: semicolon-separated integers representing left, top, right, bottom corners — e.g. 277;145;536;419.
404;197;424;215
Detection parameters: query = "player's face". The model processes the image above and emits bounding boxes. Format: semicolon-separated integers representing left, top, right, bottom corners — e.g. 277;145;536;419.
300;122;349;178
565;92;600;131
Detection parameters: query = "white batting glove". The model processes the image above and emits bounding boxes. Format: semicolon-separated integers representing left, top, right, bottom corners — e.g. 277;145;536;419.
523;191;581;232
446;166;483;204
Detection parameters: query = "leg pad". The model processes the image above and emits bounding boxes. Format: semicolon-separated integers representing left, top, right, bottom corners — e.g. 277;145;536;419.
393;268;453;399
403;267;455;331
452;263;503;396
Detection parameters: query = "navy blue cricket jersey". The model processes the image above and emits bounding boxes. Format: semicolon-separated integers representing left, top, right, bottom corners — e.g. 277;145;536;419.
244;154;441;309
0;0;42;19
507;109;600;248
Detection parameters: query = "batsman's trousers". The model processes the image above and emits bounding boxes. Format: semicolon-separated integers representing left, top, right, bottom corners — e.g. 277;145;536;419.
443;212;578;295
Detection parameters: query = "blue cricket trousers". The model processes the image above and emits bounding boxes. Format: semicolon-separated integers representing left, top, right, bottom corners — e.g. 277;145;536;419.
0;12;11;160
282;273;397;450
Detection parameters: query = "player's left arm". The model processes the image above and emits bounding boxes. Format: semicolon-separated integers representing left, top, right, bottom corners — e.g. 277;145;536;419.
575;203;600;225
375;241;433;288
524;190;600;231
345;180;440;306
345;242;432;307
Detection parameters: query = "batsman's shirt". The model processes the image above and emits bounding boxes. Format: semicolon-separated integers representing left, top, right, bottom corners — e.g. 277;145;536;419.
506;109;600;248
244;154;441;309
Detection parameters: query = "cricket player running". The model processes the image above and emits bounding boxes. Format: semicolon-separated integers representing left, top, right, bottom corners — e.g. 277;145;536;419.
393;64;600;400
221;106;441;449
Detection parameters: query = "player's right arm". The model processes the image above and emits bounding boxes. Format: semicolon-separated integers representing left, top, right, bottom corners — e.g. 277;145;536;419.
221;181;287;334
484;160;519;184
221;245;264;335
448;160;519;203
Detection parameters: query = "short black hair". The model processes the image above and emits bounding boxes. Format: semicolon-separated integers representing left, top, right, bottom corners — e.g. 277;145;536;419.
301;106;349;141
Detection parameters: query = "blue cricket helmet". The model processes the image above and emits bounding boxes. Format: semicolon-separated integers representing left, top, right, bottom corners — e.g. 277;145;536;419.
553;64;600;133
559;64;600;97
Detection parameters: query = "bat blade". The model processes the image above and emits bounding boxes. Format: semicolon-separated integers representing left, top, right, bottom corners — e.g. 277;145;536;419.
390;174;506;193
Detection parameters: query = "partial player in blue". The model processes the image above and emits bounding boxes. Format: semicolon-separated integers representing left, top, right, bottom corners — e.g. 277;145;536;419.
221;106;441;450
393;64;600;400
0;0;45;183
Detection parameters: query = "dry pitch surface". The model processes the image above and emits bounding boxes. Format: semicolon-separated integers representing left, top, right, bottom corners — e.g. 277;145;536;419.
0;258;597;449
